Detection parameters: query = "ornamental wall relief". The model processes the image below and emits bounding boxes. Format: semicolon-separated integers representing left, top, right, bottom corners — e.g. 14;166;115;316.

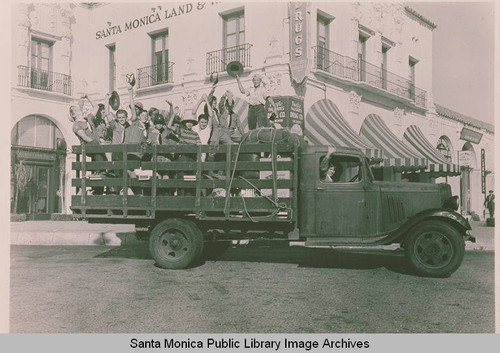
394;107;405;125
349;91;362;110
181;89;199;108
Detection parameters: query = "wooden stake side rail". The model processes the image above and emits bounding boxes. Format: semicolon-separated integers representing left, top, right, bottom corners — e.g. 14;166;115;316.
71;143;298;224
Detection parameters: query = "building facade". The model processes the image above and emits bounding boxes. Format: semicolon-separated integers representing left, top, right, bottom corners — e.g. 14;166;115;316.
10;2;494;220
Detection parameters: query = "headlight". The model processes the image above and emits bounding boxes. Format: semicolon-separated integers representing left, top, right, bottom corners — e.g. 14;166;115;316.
442;196;459;211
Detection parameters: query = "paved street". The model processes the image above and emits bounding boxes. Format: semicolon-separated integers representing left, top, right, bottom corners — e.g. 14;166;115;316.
9;236;494;333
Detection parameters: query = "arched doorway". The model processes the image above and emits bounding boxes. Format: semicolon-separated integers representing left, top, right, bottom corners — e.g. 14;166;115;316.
436;135;454;163
459;142;476;215
11;115;67;220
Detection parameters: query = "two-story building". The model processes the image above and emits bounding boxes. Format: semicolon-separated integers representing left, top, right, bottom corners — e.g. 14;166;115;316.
10;2;494;220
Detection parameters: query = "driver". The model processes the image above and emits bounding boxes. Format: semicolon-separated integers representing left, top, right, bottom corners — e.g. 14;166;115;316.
321;162;343;183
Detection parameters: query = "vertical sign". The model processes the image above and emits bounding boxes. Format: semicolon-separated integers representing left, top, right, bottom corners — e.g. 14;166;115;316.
289;2;308;83
481;149;486;194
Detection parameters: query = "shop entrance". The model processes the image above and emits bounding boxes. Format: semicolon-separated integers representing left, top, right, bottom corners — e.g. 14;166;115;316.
13;163;52;220
11;115;67;220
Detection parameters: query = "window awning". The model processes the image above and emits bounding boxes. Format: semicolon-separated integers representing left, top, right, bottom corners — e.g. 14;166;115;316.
360;114;427;172
403;125;460;177
305;99;383;161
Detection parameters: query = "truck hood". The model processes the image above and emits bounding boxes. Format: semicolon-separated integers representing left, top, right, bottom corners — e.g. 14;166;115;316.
372;181;452;229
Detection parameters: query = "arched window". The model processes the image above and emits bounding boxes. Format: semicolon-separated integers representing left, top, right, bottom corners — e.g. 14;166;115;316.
11;115;64;150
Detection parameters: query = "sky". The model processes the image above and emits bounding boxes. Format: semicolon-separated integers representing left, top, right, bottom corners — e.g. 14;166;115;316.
407;1;495;125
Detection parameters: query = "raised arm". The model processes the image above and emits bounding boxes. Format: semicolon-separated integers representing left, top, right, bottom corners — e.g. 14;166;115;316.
236;75;245;94
103;93;115;124
207;85;216;101
202;93;218;126
320;146;336;171
84;94;99;116
191;94;205;114
165;100;175;129
128;86;137;122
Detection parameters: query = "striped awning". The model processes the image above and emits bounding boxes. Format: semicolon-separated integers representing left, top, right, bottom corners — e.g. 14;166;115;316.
305;99;383;161
360;114;427;171
403;125;460;177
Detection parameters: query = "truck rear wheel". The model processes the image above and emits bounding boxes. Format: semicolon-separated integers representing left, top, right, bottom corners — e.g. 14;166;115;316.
405;220;464;278
149;218;204;269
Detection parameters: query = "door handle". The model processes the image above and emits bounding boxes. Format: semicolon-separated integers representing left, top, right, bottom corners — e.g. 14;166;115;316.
316;186;325;191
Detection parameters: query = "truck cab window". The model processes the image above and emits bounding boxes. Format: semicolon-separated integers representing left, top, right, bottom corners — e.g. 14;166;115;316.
319;155;362;183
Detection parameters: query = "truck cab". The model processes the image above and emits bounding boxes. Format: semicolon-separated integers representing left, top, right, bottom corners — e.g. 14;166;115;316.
297;145;473;277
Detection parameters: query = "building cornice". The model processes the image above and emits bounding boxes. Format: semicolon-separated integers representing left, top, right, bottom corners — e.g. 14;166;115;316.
404;6;437;31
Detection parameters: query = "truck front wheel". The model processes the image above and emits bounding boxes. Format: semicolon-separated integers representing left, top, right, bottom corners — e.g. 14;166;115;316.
405;220;465;278
149;218;204;269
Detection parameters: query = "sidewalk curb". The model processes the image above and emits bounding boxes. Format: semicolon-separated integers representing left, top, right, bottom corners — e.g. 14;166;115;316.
10;231;142;246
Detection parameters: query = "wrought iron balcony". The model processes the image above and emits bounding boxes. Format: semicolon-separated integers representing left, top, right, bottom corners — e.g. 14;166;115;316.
313;46;427;108
136;62;174;89
17;65;72;96
206;43;252;75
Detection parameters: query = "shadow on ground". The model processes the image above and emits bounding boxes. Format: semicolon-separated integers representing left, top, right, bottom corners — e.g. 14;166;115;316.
94;242;414;275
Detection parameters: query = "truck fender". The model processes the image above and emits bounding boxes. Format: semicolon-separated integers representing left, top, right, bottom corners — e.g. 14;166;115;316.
394;209;472;243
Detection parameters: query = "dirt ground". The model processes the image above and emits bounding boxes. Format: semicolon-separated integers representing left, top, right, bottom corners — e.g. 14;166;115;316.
9;243;495;333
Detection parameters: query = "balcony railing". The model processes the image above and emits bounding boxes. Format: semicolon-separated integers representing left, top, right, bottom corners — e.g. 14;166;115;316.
136;62;174;89
313;46;427;108
17;65;72;96
206;43;252;75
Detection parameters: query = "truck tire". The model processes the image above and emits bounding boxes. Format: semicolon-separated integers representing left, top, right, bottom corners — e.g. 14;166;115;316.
405;220;465;278
149;218;204;269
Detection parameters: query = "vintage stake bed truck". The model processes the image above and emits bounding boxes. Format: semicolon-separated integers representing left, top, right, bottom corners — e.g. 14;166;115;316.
71;139;474;277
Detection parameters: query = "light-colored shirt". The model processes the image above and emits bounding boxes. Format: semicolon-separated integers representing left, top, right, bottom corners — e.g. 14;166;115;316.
192;124;212;145
245;86;268;106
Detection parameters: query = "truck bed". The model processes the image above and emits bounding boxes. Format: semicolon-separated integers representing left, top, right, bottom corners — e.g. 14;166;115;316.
71;142;298;226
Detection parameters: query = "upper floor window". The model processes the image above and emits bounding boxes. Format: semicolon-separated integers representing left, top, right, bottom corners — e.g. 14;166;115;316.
223;10;244;48
317;15;329;50
150;30;169;83
31;37;53;71
316;11;333;72
358;34;369;81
